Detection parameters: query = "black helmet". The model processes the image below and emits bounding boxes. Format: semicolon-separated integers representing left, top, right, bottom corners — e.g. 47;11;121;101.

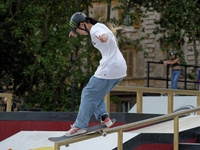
69;12;87;34
169;52;176;56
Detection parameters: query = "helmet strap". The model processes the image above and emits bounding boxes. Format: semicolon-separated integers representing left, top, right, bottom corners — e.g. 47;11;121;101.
78;23;90;34
84;24;90;34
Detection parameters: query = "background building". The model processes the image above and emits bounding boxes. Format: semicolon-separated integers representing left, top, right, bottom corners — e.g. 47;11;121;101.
89;0;200;112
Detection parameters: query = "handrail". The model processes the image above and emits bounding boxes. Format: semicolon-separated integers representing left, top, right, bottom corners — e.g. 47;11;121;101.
54;106;200;150
53;86;200;150
113;86;200;95
0;93;12;112
104;107;200;133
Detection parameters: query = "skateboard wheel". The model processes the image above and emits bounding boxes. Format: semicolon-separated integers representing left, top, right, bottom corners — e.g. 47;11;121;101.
98;130;103;133
102;132;107;137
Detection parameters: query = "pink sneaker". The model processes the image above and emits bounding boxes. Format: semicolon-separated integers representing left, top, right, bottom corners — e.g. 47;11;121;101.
101;118;113;127
65;125;86;136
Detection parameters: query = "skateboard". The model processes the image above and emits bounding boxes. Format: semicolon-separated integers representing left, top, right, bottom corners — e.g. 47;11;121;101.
48;119;116;146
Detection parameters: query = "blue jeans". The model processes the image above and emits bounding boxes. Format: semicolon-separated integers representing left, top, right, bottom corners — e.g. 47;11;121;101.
74;76;123;129
171;70;180;89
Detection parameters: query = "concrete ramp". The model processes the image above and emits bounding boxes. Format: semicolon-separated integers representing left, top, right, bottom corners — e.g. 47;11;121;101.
132;115;200;134
120;115;200;150
0;131;139;150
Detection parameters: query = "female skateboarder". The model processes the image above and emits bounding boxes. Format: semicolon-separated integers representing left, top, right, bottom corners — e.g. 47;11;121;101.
66;12;127;136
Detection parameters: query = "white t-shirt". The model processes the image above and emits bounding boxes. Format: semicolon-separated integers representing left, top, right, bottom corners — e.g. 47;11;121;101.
90;23;127;79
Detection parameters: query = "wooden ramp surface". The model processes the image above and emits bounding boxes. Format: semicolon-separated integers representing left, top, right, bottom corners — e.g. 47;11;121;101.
0;131;138;150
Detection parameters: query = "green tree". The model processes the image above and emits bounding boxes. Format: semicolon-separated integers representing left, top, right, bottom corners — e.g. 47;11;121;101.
143;0;199;65
182;0;200;67
0;0;100;111
0;1;32;95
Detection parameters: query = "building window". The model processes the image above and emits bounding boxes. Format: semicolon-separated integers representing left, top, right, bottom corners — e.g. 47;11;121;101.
122;50;134;78
124;8;133;26
119;7;140;28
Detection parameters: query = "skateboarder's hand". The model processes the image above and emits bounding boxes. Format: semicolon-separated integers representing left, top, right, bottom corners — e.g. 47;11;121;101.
69;31;77;37
95;34;108;43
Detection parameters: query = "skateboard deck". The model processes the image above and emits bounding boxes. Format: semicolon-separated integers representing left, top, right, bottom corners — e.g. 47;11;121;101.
48;119;116;142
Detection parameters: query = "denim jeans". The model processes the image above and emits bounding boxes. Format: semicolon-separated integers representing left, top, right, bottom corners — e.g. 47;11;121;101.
74;76;124;129
171;70;180;89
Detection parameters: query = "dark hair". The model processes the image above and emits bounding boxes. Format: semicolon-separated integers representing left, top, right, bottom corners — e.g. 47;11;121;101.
169;52;176;56
86;17;99;25
170;52;178;60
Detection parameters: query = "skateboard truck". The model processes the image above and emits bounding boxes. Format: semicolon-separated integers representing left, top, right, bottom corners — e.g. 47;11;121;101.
102;132;107;137
98;130;107;137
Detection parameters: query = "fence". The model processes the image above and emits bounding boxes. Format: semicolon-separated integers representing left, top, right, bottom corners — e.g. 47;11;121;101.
108;86;200;114
147;61;200;90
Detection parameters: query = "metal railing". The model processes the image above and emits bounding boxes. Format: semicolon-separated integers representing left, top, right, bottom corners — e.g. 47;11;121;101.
147;61;200;90
110;86;200;114
53;86;200;150
54;107;200;150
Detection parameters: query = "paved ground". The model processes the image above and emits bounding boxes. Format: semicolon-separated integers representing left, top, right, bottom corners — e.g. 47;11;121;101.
0;131;138;150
